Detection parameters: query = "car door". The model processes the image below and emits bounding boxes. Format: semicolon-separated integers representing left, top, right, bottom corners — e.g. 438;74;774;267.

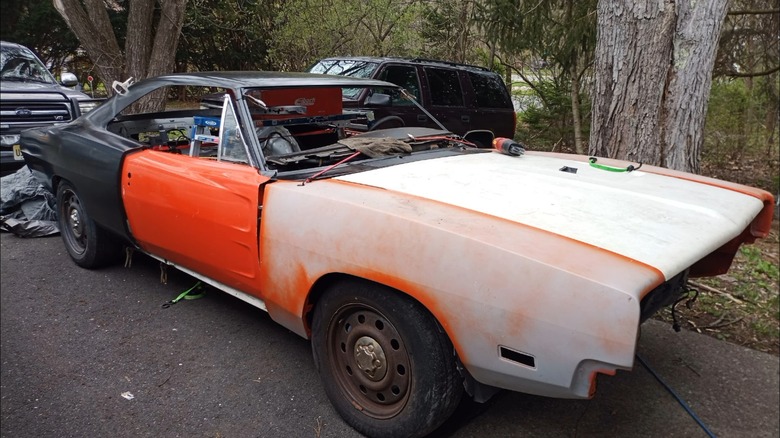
121;96;271;294
373;64;434;129
463;71;516;138
420;66;470;135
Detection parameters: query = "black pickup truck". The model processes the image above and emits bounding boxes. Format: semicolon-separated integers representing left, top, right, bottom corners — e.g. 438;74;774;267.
1;41;100;176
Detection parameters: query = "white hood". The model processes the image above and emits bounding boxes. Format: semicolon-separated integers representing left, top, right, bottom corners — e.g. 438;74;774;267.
335;152;765;279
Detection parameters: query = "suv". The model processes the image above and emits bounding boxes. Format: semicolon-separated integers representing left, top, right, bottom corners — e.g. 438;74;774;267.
308;57;516;139
0;41;100;176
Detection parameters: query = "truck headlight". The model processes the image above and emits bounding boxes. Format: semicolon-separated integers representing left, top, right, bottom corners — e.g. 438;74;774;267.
0;134;20;146
78;100;100;114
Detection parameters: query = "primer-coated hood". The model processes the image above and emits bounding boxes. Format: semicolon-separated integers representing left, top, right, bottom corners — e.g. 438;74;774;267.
336;152;765;279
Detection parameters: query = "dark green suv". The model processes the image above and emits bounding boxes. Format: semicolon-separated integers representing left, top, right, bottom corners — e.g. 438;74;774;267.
308;57;516;139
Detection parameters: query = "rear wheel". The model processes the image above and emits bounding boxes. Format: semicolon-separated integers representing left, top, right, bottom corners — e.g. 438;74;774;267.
57;181;121;268
312;279;463;438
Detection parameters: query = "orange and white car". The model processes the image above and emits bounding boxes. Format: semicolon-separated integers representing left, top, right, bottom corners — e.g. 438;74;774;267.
21;72;774;438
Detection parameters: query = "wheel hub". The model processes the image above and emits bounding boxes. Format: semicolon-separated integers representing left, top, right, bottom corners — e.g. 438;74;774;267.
68;206;83;238
354;336;387;381
326;304;412;419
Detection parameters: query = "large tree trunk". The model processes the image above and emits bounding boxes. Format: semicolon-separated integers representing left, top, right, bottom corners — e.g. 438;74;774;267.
589;0;728;173
53;0;124;90
52;0;187;107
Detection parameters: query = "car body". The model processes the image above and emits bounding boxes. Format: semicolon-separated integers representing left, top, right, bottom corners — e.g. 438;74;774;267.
308;56;516;138
21;71;774;438
0;41;101;176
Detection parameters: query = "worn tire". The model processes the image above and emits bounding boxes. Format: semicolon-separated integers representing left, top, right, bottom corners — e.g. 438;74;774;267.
312;279;463;438
56;181;121;268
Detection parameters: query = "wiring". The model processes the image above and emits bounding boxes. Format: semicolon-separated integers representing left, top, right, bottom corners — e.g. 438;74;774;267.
636;354;717;438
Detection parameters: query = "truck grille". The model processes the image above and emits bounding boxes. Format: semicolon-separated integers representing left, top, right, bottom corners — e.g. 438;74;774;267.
0;101;72;124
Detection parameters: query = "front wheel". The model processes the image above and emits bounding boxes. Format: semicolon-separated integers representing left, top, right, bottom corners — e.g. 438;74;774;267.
312;279;463;438
57;181;121;268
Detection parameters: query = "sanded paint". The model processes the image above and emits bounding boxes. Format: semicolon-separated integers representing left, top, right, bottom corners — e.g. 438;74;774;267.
535;151;775;239
257;179;665;398
117;147;771;400
335;152;766;280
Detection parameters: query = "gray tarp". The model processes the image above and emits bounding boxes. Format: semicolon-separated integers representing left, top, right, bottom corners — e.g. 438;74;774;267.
0;166;59;237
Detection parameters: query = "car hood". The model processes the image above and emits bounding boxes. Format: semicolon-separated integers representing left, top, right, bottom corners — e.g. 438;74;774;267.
0;80;90;99
335;151;766;280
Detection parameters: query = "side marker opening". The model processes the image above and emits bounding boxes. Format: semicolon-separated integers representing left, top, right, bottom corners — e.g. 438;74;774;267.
499;346;536;368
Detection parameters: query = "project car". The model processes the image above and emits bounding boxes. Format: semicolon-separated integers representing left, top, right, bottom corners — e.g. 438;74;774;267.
21;72;774;438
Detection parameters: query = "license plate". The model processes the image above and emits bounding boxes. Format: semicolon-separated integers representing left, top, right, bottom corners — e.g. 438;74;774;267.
12;144;24;161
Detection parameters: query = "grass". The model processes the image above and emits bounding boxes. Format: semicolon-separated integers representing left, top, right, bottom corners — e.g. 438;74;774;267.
654;221;780;355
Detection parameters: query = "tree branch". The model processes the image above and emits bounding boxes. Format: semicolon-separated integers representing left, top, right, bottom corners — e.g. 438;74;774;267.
724;65;780;78
727;9;780;15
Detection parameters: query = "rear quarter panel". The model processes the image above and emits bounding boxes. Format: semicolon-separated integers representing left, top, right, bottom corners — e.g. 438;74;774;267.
21;119;139;240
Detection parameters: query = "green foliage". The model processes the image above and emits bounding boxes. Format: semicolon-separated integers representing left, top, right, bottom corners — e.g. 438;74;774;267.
419;0;484;65
702;75;779;193
179;0;279;72
704;79;753;162
514;76;590;152
0;0;82;73
474;0;597;73
740;246;779;282
473;0;596;153
268;0;425;71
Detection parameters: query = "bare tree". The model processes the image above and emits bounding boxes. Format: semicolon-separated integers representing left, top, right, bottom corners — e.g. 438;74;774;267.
53;0;187;110
589;0;728;173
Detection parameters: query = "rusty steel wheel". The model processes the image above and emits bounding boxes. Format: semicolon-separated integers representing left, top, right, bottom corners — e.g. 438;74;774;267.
312;279;463;438
326;303;412;419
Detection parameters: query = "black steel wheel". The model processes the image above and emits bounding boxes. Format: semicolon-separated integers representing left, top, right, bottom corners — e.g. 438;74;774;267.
312;279;463;438
56;181;120;268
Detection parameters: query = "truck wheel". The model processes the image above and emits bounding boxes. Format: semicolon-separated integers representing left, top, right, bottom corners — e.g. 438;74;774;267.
57;181;120;268
311;279;463;438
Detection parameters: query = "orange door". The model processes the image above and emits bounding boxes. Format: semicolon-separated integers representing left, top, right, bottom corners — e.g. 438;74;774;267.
121;150;271;294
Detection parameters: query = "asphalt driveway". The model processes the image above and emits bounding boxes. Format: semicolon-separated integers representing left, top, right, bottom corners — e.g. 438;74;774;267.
2;232;778;437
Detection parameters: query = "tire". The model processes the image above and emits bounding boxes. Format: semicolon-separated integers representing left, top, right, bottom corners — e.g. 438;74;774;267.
56;181;121;269
368;116;405;131
312;279;463;438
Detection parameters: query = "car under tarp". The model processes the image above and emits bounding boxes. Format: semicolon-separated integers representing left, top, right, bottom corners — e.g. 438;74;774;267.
0;165;58;237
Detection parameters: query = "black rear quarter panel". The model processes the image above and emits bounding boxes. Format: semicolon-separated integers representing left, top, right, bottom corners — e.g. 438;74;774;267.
22;118;140;241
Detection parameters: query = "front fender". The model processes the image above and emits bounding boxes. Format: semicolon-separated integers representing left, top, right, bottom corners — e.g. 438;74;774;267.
258;179;663;398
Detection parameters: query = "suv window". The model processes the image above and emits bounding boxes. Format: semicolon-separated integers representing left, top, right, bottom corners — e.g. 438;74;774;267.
425;67;463;107
468;72;512;108
307;57;516;139
309;59;379;100
377;65;420;105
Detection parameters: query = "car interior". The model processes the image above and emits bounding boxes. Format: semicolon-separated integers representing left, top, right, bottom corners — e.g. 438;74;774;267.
106;84;488;175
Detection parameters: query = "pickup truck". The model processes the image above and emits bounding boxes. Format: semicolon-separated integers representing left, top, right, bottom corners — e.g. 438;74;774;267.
0;40;99;176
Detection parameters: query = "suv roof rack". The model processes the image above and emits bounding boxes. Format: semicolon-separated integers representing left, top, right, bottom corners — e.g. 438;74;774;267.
407;58;490;72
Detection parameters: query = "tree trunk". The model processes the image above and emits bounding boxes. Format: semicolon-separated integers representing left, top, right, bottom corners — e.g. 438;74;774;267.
136;0;189;113
53;0;188;106
661;0;728;173
53;0;124;90
125;0;155;83
589;0;728;173
570;56;585;155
